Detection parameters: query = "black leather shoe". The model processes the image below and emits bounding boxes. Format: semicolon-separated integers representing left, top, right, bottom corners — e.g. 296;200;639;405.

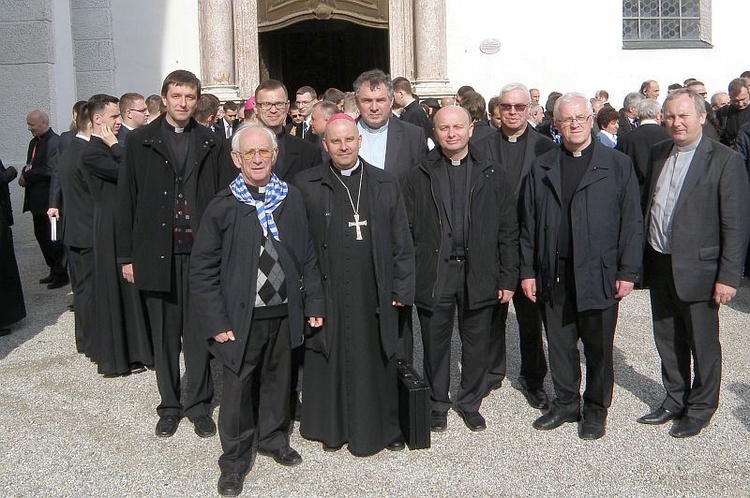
386;438;405;451
217;472;244;497
430;411;448;432
455;408;487;432
669;416;708;438
258;446;303;466
0;328;11;337
521;387;550;410
580;415;607;440
486;380;503;394
47;275;70;289
39;273;54;284
533;410;579;431
155;415;180;437
193;415;217;438
637;407;681;425
322;443;343;452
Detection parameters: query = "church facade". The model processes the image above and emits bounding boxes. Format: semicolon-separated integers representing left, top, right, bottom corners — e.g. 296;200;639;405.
1;0;746;162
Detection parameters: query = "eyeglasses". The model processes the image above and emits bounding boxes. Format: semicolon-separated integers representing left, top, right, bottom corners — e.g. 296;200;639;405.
295;100;313;106
556;115;591;126
234;148;274;160
256;101;288;110
129;108;149;114
499;103;528;112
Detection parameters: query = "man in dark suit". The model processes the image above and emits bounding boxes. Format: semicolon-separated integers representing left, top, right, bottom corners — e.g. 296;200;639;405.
716;78;750;147
19;109;68;289
254;80;322;183
0;157;26;335
291;86;319;146
639;89;750;438
616;97;670;195
214;100;240;140
404;105;519;433
118;70;230;439
57;103;94;354
461;91;494;144
393;76;432;140
117;92;149;146
520;93;642;440
617;92;645;139
353;69;427;365
473;82;556;410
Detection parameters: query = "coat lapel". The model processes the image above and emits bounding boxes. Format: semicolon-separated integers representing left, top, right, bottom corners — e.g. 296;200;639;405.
576;143;611;192
672;138;711;218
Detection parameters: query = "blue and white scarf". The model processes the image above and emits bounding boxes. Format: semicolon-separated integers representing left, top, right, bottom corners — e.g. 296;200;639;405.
230;173;288;241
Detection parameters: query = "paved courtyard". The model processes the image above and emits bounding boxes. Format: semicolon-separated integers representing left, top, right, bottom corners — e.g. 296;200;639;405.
1;185;748;497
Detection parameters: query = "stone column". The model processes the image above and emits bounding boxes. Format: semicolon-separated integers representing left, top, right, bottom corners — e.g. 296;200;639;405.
199;0;239;101
234;0;260;99
389;0;414;81
412;0;452;98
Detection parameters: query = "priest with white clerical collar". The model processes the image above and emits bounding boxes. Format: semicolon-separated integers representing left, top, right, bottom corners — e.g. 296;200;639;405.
294;113;415;456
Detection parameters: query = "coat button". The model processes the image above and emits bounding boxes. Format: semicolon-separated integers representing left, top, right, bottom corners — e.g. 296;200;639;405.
322;244;328;249
240;303;245;309
443;258;448;262
160;255;165;259
163;191;168;195
161;222;166;226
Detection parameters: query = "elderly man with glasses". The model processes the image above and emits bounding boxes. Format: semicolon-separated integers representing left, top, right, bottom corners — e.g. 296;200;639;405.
519;92;642;440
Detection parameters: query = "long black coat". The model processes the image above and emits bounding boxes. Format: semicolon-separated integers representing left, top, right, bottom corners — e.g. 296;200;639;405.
404;149;519;311
0;159;26;327
519;140;643;311
117;116;233;292
22;128;60;215
189;187;325;374
58;137;93;248
615;122;670;191
293;160;415;360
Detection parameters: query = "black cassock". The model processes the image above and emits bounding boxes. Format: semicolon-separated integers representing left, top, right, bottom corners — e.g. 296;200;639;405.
300;167;400;456
83;138;152;375
0;161;25;328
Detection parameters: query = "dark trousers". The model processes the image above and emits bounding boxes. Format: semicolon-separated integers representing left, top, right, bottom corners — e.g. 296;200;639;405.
646;248;721;422
32;214;66;276
487;282;547;390
143;254;213;421
540;276;618;419
68;246;94;353
417;260;493;413
219;316;291;474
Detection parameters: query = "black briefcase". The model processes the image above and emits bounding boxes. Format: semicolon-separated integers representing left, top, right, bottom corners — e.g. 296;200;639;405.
397;361;431;450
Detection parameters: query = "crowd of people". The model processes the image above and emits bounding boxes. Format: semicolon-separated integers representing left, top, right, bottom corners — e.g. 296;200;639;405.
1;67;749;497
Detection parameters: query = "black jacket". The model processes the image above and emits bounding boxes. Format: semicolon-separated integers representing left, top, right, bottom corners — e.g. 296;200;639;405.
294;160;415;359
117;116;234;292
189;186;325;374
59;137;94;248
22;128;60;214
0;158;17;228
519;140;643;311
404;149;519;311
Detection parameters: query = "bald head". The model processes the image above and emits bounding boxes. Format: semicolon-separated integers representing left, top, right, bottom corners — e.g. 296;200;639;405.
323;117;362;170
433;105;474;159
26;109;50;137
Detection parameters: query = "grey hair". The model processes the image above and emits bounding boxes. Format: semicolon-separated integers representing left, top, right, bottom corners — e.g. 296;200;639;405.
352;69;394;100
623;92;645;110
662;88;706;117
637;98;662;120
553;92;592;121
499;82;531;102
231;122;278;152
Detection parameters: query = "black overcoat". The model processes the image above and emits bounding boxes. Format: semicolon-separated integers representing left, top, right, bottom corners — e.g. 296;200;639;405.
189;186;325;374
293;160;415;360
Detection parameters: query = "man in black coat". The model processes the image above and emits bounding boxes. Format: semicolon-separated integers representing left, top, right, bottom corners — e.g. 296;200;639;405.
19;109;67;288
354;69;427;366
295;114;415;455
404;106;519;433
118;70;232;439
0;158;26;334
520;93;643;440
190;123;324;497
716;78;750;146
616;97;670;198
57;103;94;354
617;92;644;139
254;80;322;183
393;76;432;141
639;89;750;438
473;82;556;410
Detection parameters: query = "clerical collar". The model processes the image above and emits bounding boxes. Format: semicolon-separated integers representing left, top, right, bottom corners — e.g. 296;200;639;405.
675;135;701;153
245;183;267;194
163;119;193;134
563;140;594;158
75;133;90;142
640;119;658;126
91;133;102;139
444;154;468;167
333;159;362;177
359;119;389;134
502;126;528;143
122;123;134;131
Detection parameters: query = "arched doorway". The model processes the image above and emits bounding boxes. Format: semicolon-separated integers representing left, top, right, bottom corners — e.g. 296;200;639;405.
258;19;389;95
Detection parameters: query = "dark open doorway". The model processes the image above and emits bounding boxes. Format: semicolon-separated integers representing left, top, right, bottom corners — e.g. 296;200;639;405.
259;19;389;96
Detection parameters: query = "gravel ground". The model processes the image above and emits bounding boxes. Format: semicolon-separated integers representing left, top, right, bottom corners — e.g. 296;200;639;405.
1;183;748;497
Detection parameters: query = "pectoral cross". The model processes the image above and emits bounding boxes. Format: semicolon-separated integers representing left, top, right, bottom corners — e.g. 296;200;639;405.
348;213;368;241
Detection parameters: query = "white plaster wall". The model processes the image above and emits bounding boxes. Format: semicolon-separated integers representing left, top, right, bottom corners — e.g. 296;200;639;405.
445;0;748;108
110;0;200;97
52;0;76;132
